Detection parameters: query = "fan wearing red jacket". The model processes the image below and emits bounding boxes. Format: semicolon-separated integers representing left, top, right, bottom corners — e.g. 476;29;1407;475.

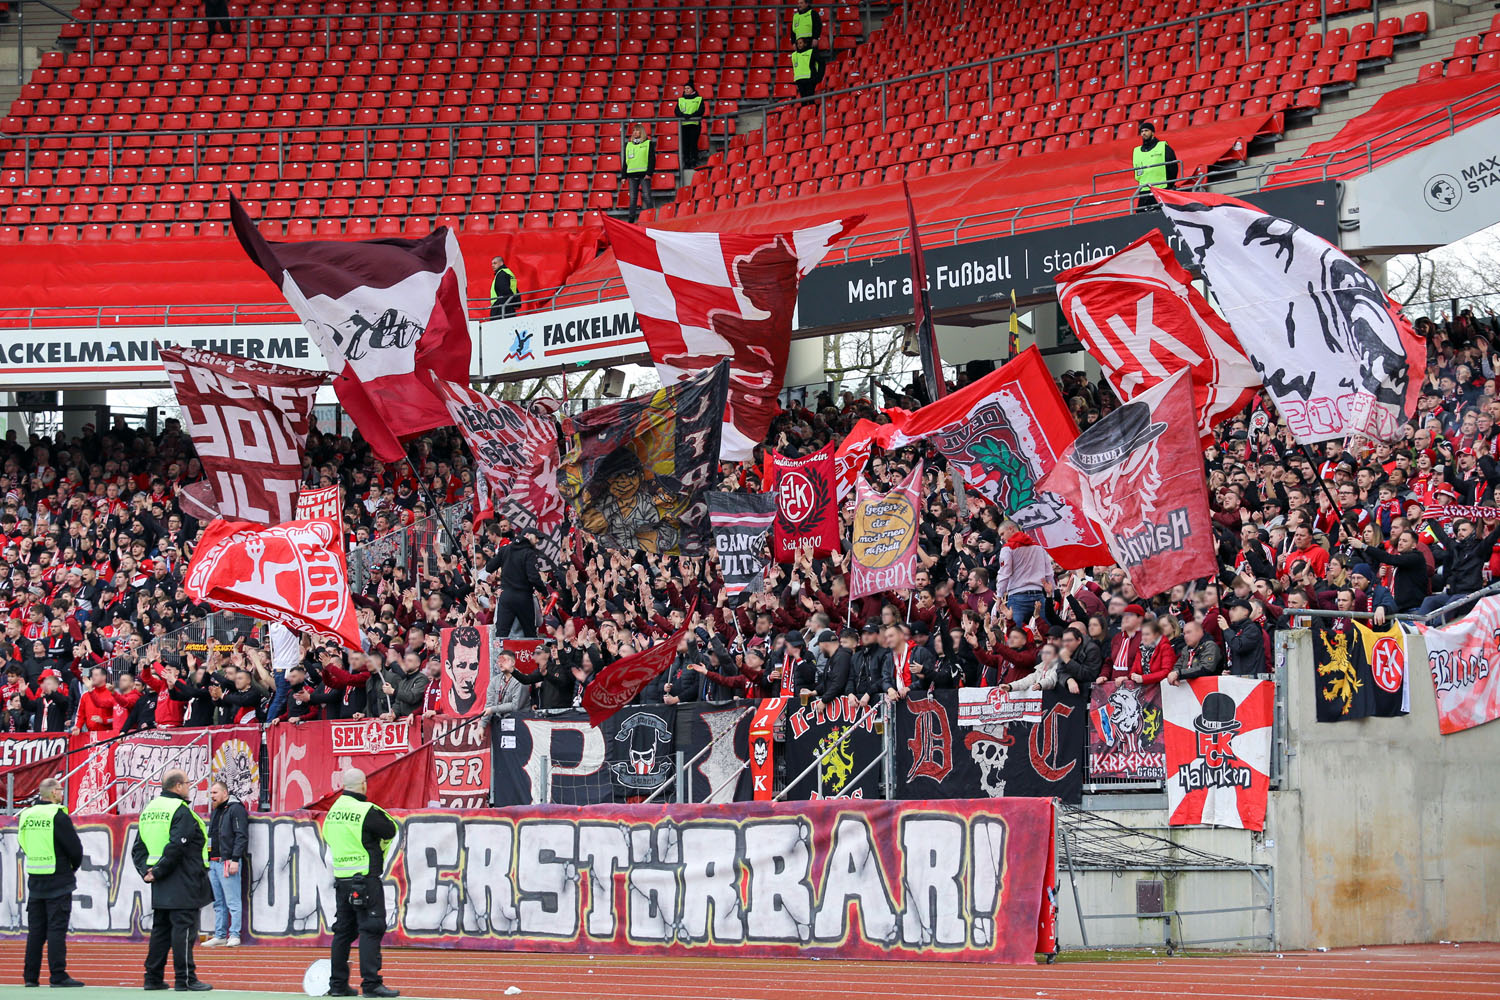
74;665;124;733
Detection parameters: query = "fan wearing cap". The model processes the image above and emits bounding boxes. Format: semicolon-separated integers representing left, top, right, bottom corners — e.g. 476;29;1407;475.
1215;598;1265;676
812;628;851;702
1131;120;1178;213
846;622;890;707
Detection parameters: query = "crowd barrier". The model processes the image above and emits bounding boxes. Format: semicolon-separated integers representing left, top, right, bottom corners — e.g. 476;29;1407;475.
0;798;1058;964
0;684;1195;815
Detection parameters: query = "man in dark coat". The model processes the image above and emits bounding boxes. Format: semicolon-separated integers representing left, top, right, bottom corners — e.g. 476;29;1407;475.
204;779;249;947
132;768;212;991
18;777;84;987
1219;598;1267;676
494;533;547;638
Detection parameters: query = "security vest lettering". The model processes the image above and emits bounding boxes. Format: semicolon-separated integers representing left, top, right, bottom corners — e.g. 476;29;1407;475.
491;268;516;303
322;794;394;879
677;94;702;116
139;796;208;867
1133;142;1168;191
17;802;63;875
625;139;652;175
792;49;815;81
792;10;814;38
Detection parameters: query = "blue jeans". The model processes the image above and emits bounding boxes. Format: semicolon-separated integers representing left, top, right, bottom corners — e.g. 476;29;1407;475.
209;859;242;938
1007;590;1045;625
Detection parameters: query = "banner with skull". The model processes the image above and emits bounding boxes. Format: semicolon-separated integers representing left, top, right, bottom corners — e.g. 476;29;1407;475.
1162;675;1274;830
894;688;1086;805
1087;679;1166;780
605;705;677;798
1040;369;1218;599
1154;186;1424;444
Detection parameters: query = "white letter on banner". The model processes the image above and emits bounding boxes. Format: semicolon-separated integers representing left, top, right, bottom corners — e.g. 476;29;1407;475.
679;825;742;944
970;819;1008;947
403;816;461;934
744;819;813;944
109;827;152;934
813;816;898;945
521;720;606;802
627;824;681;942
67;829;110;932
516;821;579;938
247;818;289;935
461;820;518;934
293;819;338;933
900;817;966;947
576;823;629;938
0;828;19;931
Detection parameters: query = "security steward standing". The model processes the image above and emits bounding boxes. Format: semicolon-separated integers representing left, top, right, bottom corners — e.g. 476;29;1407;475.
1131;120;1178;213
489;256;519;321
132;768;212;992
792;37;824;100
675;82;705;169
621;123;656;223
322;768;399;999
18;777;84;988
790;0;822;44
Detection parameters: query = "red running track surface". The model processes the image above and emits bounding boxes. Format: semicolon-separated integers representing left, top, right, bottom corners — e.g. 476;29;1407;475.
0;940;1497;999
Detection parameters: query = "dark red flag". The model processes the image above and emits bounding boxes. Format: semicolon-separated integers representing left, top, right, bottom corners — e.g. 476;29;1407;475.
770;441;840;561
904;180;944;402
1039;370;1217;598
581;621;691;727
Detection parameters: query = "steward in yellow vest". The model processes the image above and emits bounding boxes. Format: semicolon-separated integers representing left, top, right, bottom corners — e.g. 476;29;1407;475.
490;255;519;320
18;776;83;987
622;123;657;223
790;0;822;43
793;37;824;99
131;769;213;991
675;82;705;169
321;768;400;998
1131;121;1178;213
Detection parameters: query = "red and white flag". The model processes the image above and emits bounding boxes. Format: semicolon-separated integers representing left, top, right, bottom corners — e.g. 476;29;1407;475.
603;215;863;461
581;621;691;727
1416;594;1500;734
835;416;907;501
231;195;473;463
1054;230;1260;442
184;515;361;650
428;375;565;565
1040;370;1217;598
891;348;1111;570
1163;676;1274;830
1154;187;1424;444
161;346;327;525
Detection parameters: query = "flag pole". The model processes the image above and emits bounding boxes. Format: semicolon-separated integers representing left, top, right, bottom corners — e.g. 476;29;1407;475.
403;445;476;587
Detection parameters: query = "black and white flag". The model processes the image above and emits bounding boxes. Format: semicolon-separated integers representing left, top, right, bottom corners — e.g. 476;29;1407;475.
1155;187;1424;444
708;492;777;600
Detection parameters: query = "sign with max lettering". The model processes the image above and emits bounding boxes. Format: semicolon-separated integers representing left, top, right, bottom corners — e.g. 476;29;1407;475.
0;799;1057;964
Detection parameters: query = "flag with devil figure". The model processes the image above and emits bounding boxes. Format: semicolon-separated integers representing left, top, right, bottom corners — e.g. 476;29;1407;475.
1311;618;1410;722
1039;369;1217;598
558;361;729;557
708;492;777;600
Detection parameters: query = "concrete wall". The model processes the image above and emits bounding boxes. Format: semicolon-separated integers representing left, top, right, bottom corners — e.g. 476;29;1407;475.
1270;629;1500;949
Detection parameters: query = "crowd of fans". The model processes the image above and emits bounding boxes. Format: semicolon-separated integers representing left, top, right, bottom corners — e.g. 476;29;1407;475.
0;306;1496;736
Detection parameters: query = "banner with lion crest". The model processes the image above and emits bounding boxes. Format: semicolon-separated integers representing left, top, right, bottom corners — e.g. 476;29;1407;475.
781;695;883;800
558;361;729;556
1087;679;1166;780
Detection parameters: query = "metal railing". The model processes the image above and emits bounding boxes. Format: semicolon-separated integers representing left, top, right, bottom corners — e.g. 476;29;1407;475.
347;498;472;595
8;1;860;85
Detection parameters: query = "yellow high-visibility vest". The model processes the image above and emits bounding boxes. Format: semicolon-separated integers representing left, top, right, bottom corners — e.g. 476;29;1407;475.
1133;142;1168;191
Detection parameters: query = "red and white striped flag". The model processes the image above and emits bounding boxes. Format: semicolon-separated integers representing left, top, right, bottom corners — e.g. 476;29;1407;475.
231;196;473;463
603;215;862;461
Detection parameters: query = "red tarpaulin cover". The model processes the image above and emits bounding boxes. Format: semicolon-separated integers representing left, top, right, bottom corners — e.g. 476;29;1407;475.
556;113;1272;306
0;226;606;326
1269;71;1500;186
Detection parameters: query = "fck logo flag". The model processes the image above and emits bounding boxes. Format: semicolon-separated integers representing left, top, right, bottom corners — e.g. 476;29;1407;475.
603;215;862;462
1040;369;1216;598
1054;229;1261;443
184;514;361;651
161;346;328;525
850;461;923;600
1154;187;1424;444
1163;676;1274;830
770;441;840;561
231;195;474;463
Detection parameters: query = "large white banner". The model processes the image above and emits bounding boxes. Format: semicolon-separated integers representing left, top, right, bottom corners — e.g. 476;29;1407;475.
1351;113;1500;252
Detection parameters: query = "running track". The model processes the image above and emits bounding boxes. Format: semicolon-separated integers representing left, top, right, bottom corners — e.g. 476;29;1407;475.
0;941;1495;999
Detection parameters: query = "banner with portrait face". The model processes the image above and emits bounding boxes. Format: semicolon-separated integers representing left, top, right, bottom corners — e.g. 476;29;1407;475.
438;625;492;718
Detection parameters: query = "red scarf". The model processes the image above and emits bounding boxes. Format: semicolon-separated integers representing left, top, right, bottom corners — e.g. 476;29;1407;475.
1004;531;1039;549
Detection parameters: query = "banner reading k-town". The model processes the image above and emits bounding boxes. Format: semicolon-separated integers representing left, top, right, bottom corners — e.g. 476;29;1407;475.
0;799;1057;964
